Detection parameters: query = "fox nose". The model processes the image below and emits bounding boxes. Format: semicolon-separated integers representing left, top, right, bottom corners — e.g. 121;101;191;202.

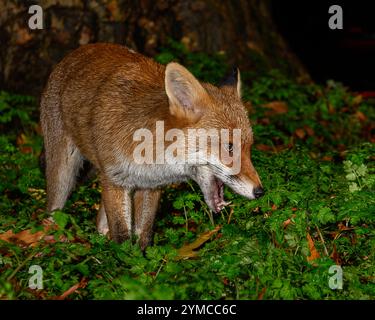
253;186;264;199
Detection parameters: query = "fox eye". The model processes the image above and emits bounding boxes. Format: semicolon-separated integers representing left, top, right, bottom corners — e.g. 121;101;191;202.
224;143;234;154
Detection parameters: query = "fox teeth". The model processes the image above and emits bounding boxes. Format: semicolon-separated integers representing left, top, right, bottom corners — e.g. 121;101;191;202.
217;200;232;207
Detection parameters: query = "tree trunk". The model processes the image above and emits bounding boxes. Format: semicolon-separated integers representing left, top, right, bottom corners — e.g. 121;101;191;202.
0;0;309;97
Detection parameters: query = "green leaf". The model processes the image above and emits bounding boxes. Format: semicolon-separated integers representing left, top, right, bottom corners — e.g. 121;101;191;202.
53;211;70;229
349;182;360;193
75;263;90;276
345;173;356;181
356;164;367;177
316;207;335;224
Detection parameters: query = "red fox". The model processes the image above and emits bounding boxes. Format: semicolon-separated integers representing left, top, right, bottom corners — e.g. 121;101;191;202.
40;43;263;249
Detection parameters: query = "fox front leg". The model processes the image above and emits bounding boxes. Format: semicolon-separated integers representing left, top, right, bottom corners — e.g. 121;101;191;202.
134;189;162;250
100;177;132;243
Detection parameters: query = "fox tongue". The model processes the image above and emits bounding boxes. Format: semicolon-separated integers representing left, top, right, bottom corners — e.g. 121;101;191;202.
213;178;229;212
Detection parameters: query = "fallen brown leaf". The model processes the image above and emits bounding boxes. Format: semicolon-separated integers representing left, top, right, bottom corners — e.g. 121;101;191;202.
355;111;367;122
328;103;335;114
0;219;61;247
304;125;315;137
307;233;320;262
257;117;271;125
176;226;221;260
283;218;292;228
15;28;33;45
352;95;363;105
321;156;333;162
340;107;350;113
338;222;354;232
16;133;27;146
34;124;43;135
0;228;47;247
255;143;289;153
330;243;342;265
255;144;273;152
295;128;306;139
282;214;296;228
16;133;33;154
262;101;288;114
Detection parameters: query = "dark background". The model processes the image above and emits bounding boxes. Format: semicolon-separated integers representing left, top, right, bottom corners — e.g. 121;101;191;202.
272;0;375;93
0;0;374;95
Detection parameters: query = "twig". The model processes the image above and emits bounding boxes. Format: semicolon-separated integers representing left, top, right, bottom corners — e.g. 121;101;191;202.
56;277;87;300
7;249;38;282
227;207;234;224
208;209;215;226
154;257;167;280
199;200;215;226
183;206;188;233
316;225;329;256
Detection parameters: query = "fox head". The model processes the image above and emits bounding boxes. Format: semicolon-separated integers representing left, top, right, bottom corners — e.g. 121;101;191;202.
164;62;264;212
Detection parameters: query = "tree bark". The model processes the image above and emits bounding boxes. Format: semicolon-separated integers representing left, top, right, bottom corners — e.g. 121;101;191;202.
0;0;309;96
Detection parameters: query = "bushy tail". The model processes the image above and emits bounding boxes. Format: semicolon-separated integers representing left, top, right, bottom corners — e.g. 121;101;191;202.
39;143;96;184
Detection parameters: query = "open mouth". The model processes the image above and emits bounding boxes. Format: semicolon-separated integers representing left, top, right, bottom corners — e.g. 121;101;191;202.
211;177;231;213
193;169;233;214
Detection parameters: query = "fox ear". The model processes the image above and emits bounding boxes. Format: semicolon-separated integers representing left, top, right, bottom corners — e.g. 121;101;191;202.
220;67;241;98
165;62;209;120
